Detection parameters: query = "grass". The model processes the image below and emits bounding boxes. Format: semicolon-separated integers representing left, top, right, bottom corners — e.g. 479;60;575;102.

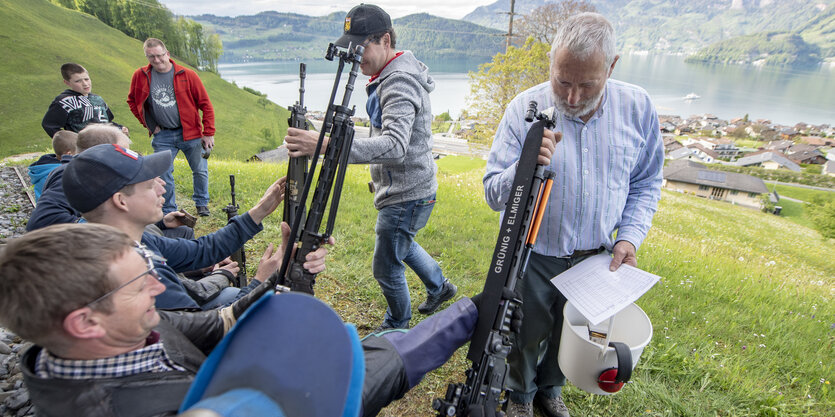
0;0;289;160
773;184;835;203
173;155;834;416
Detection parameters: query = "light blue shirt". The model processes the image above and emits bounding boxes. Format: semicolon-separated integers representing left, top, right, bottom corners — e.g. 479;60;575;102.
483;79;664;257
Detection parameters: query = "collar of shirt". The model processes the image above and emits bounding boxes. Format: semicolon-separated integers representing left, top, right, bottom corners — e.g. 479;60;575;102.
35;331;186;379
368;51;404;83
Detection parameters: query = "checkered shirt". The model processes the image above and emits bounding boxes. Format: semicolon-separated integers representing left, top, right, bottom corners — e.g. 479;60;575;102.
34;331;186;379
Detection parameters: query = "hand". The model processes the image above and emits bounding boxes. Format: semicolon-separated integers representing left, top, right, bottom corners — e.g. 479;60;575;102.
162;210;186;228
539;129;561;165
285;127;326;157
248;177;287;224
153;126;161;134
252;222;334;283
201;135;215;150
121;126;130;136
609;240;637;271
214;257;240;277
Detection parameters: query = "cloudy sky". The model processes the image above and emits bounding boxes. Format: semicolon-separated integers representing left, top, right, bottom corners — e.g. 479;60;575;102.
161;0;498;19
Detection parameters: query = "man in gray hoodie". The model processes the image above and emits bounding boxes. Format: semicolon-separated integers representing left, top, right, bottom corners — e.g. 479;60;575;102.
285;3;456;331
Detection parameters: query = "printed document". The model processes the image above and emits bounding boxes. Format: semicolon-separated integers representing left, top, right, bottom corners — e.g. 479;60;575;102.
550;253;660;325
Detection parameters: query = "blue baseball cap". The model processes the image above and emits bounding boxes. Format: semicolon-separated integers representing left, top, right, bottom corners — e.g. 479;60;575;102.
63;144;171;213
180;292;365;417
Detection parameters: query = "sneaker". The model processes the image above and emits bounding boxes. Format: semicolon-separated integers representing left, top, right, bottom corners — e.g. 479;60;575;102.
196;206;210;217
505;399;533;417
418;281;458;314
372;322;409;334
534;393;570;417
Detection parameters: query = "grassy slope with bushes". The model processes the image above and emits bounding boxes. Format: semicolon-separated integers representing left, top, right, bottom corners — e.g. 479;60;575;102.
182;156;833;416
0;0;288;160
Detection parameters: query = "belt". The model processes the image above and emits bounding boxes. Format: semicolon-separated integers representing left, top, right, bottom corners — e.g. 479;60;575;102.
159;126;181;130
559;247;605;259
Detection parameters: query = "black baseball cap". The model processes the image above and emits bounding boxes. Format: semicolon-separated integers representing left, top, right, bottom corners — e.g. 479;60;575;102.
63;144;172;213
335;3;392;48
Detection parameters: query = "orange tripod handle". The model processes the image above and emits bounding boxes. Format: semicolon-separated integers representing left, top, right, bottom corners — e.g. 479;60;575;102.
526;176;554;246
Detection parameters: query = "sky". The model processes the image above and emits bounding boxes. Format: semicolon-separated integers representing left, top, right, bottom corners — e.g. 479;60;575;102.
161;0;498;19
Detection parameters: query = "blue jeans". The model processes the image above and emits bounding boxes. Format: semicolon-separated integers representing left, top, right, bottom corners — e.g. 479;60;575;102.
151;128;209;213
200;287;240;310
373;194;446;328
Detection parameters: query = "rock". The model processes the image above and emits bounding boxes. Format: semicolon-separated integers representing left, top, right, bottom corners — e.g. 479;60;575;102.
0;342;11;355
15;404;33;417
4;389;28;410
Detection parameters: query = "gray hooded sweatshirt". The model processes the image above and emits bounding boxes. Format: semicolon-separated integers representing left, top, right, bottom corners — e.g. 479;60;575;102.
348;51;437;209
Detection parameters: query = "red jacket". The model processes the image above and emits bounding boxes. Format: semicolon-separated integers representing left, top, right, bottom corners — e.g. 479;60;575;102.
127;59;215;141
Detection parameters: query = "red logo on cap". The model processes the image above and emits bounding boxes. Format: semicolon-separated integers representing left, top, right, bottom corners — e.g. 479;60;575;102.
112;144;139;160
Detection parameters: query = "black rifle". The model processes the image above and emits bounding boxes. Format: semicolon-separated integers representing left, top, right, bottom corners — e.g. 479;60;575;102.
433;101;556;417
284;63;309;237
271;43;365;295
222;174;247;287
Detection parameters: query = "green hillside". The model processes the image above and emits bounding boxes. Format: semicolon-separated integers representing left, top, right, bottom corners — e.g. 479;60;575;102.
0;0;288;160
191;11;503;63
686;31;822;67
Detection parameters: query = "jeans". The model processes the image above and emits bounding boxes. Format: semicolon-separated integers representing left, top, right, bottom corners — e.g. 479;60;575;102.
200;287;240;310
373;194;446;328
151;128;209;213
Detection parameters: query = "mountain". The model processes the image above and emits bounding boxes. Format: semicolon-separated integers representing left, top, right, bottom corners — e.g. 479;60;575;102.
0;0;288;160
191;11;504;64
686;31;822;66
462;0;834;61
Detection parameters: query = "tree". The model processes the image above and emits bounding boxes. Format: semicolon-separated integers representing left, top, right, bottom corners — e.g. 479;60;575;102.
514;1;597;46
806;196;835;239
467;37;551;144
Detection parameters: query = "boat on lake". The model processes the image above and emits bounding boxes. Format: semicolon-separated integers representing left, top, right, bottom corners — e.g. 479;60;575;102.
684;92;701;100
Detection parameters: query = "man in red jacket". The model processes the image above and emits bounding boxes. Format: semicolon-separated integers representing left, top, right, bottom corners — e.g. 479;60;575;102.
127;38;215;217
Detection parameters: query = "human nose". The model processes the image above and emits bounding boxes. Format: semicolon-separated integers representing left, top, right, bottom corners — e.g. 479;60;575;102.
148;273;166;296
567;88;581;105
155;178;165;192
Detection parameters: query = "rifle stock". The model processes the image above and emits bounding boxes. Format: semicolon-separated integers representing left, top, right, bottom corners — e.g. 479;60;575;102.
222;174;248;287
270;43;365;295
433;102;556;416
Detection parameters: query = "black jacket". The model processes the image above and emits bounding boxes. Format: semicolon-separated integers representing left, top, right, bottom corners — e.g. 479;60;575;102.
21;310;224;417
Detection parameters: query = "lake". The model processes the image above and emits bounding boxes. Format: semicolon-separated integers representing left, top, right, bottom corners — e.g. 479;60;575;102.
219;54;834;126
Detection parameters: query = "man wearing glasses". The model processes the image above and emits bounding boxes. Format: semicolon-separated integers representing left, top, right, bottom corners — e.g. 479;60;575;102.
127;37;215;217
0;223;333;417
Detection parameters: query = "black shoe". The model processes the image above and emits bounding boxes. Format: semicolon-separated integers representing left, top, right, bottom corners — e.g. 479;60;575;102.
372;322;409;334
418;281;458;314
196;206;210;217
534;393;570;417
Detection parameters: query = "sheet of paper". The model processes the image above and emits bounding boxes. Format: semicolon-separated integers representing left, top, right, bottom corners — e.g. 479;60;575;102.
550;253;660;325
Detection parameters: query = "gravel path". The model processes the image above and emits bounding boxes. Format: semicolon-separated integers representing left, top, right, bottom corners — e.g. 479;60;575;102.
0;164;37;417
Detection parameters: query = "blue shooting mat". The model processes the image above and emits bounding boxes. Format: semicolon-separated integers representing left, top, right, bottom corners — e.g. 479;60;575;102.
180;292;365;417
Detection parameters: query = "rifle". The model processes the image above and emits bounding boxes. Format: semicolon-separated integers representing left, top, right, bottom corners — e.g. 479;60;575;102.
271;42;365;295
222;174;247;287
433;101;556;417
284;63;309;237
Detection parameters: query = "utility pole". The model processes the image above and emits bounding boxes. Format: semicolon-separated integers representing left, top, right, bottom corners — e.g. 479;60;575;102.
506;0;516;51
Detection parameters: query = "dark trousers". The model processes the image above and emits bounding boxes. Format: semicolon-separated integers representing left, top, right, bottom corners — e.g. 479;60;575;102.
506;251;591;403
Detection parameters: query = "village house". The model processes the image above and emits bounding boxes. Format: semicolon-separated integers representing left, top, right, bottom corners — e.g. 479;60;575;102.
765;139;793;152
800;136;835;147
735;151;802;172
824;160;835;177
663;160;769;209
664;136;684;153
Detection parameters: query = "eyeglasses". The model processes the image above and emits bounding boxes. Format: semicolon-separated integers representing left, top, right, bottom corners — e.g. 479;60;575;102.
85;243;165;307
145;52;168;60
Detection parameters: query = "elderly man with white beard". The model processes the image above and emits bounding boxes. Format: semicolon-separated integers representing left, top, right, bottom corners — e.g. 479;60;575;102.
482;12;664;417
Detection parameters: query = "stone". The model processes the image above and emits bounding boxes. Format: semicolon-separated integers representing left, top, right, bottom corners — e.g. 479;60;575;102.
0;342;11;355
5;389;29;410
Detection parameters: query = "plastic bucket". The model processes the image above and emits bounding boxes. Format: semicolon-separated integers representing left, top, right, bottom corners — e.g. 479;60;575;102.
558;302;652;395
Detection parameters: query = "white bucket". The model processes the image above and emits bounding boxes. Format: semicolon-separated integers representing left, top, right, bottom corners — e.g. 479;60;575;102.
558;302;652;395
